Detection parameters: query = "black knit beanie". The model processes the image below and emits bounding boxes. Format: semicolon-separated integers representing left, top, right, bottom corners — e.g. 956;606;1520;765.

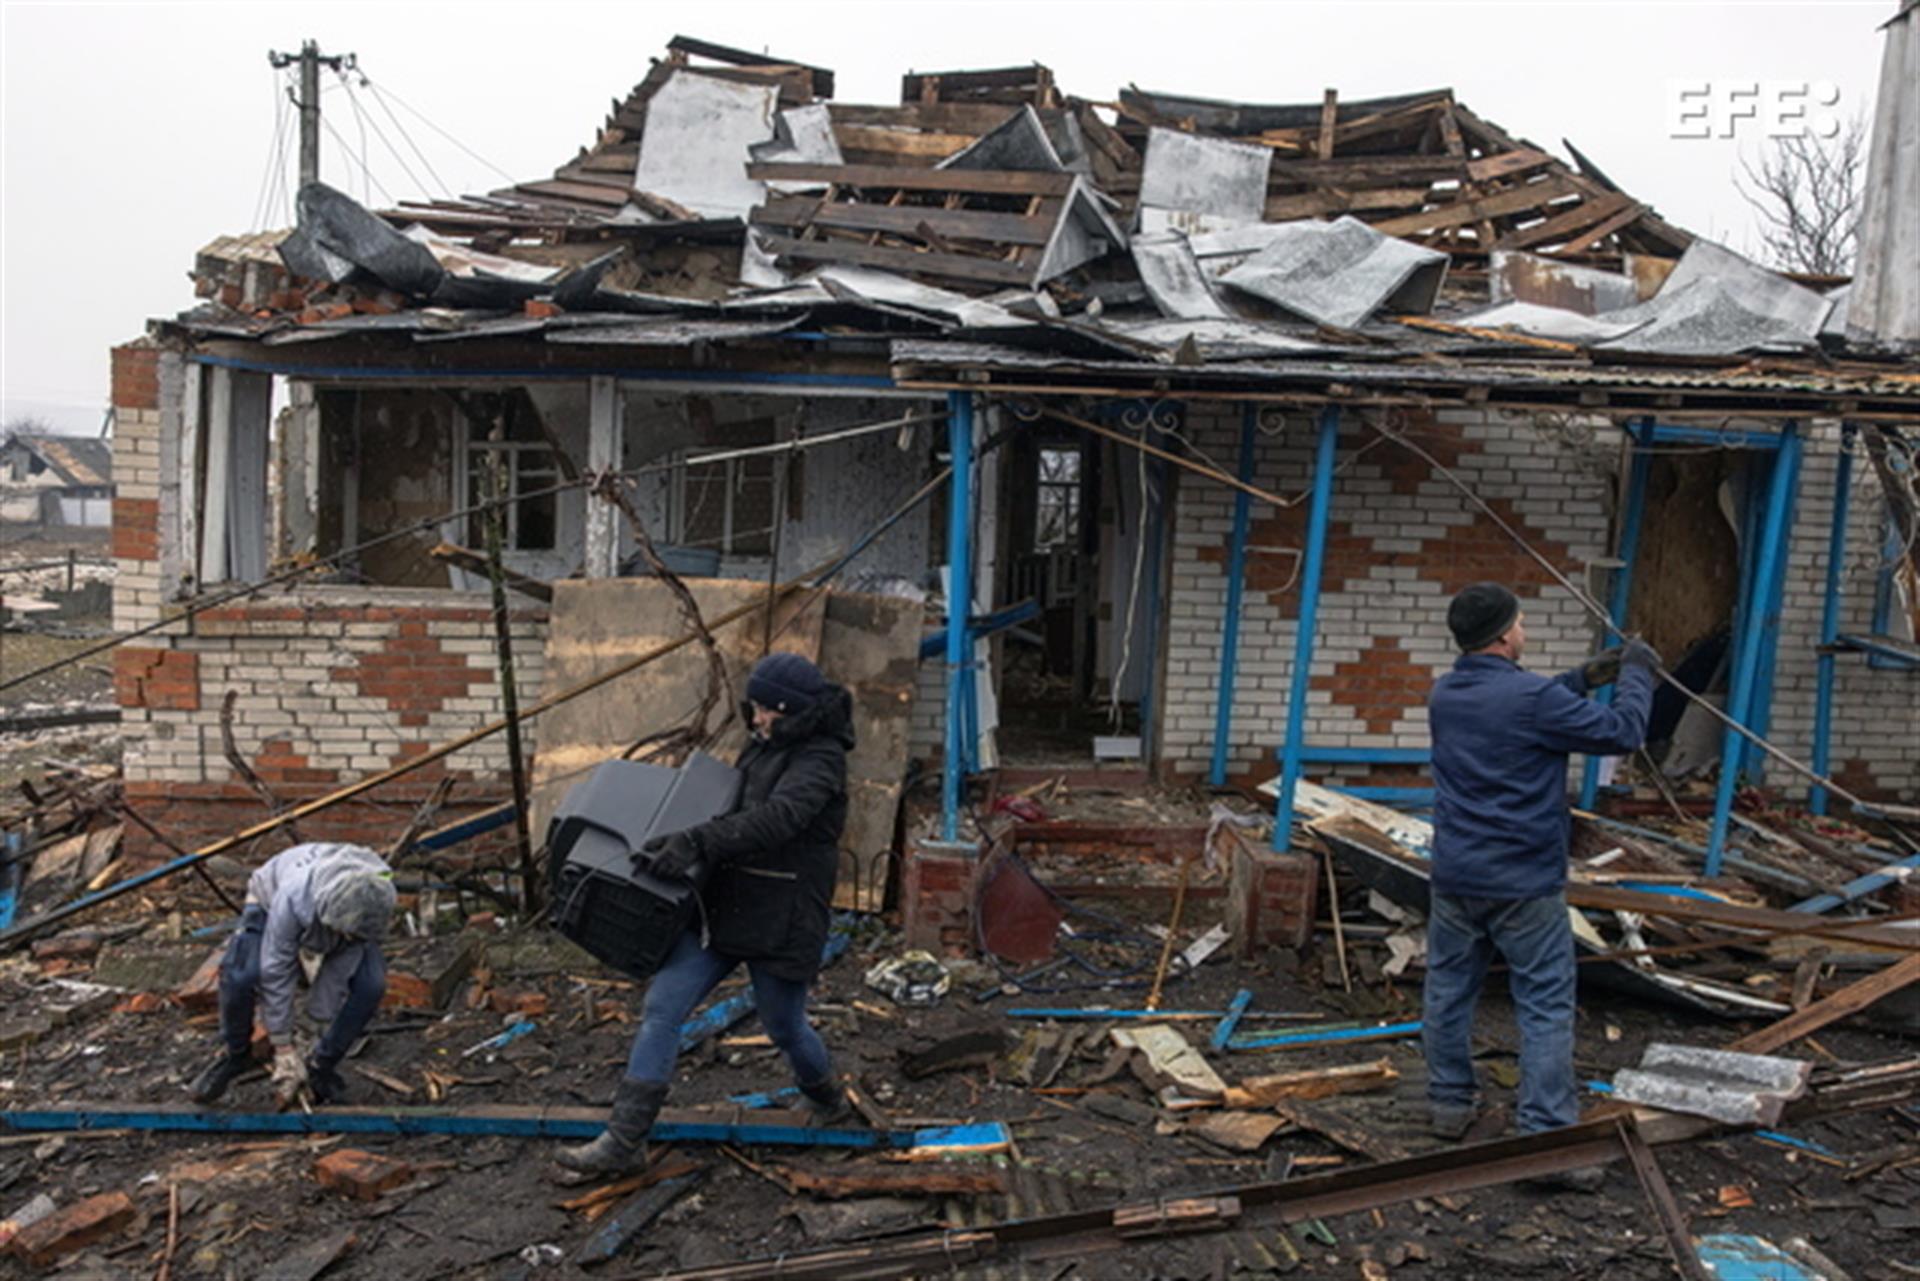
1448;582;1520;652
746;652;827;714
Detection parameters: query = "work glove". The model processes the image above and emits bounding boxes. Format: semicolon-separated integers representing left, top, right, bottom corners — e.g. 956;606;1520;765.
1619;638;1660;674
1580;649;1622;688
639;831;702;882
270;1043;308;1110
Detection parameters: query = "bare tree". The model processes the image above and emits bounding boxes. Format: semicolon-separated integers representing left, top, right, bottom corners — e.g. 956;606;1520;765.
1737;115;1867;275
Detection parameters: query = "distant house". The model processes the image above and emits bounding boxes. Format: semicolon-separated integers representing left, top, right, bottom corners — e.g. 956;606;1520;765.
0;432;113;527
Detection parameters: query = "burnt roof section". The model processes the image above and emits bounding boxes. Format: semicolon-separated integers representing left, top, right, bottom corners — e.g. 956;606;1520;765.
159;36;1920;417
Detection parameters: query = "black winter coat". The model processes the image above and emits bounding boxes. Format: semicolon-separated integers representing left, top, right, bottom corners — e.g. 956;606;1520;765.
691;685;852;981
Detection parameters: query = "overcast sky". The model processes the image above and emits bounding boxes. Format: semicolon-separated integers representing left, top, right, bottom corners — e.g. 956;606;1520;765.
0;1;1896;435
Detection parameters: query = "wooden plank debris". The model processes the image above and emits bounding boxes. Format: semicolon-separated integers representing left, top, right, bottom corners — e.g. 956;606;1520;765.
1112;1024;1229;1100
1729;952;1920;1055
1223;1058;1400;1108
1189;1111;1289;1154
773;1162;1010;1199
573;1169;708;1267
259;1228;358;1281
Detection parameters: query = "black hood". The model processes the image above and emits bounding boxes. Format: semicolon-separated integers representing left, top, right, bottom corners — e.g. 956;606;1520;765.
745;681;856;752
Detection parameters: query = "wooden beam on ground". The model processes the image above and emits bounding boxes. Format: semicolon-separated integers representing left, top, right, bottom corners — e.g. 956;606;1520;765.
1728;952;1920;1055
1565;884;1920;954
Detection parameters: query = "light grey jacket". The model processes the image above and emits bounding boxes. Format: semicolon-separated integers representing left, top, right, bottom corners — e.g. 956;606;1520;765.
245;843;392;1042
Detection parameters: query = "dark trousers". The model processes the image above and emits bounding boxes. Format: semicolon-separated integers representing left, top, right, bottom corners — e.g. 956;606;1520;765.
218;905;386;1068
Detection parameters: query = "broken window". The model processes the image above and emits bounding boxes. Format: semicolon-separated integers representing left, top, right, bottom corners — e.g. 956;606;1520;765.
465;412;560;552
1034;447;1082;550
673;451;776;555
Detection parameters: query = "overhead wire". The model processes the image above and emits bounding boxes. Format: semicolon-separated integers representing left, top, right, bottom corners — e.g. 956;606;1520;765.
335;69;374;205
1366;414;1917;847
362;77;516;184
336;69;432;201
318;112;395;206
1;407;941;694
351;68;453;200
251;68;292;232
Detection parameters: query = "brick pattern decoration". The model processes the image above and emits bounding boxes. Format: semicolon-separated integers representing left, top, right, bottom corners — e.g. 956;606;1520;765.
328;619;493;726
114;647;200;711
117;593;547;864
1162;406;1611;787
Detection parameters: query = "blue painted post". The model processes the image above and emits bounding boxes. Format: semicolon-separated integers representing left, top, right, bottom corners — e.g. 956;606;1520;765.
1706;423;1802;874
1211;406;1259;787
942;391;974;842
1746;435;1803;776
1810;425;1857;815
1579;417;1654;810
1274;406;1341;851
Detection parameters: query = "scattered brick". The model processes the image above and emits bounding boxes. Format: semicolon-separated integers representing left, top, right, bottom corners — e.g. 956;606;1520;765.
489;989;549;1017
381;971;434;1011
31;933;101;963
8;1191;136;1268
174;944;227;1012
314;1149;415;1201
112;991;170;1015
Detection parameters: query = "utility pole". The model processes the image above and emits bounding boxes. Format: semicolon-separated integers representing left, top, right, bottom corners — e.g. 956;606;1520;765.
267;39;355;189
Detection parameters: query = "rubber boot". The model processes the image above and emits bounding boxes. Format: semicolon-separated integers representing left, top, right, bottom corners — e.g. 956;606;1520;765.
188;1051;253;1104
556;1078;667;1174
799;1075;855;1127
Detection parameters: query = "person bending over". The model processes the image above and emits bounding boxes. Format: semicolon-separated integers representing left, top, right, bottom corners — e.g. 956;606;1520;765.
189;842;396;1108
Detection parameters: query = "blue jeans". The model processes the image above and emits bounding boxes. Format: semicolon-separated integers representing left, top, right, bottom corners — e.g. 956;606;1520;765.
218;905;387;1068
1421;891;1577;1133
625;929;831;1089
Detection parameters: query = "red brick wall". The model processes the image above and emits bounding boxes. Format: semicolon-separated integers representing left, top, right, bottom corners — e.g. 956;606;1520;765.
114;647;200;711
900;839;978;954
110;342;160;410
110;497;159;562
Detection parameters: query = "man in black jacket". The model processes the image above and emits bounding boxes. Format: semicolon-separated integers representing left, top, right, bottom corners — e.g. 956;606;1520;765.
559;652;854;1174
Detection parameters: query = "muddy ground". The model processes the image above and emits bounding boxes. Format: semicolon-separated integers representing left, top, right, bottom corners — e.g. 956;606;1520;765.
3;876;1917;1281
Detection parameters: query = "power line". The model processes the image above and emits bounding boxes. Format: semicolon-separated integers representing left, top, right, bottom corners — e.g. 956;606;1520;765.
362;77;516;184
336;70;431;200
352;68;453;200
1;409;939;694
319;111;394;206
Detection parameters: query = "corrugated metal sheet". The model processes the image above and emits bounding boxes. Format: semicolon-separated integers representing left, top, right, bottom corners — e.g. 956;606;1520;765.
1217;217;1447;329
1849;0;1920;346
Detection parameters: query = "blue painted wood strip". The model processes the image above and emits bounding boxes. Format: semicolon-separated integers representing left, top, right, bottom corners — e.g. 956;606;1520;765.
1228;1020;1422;1051
1211;989;1255;1051
0;1106;1009;1153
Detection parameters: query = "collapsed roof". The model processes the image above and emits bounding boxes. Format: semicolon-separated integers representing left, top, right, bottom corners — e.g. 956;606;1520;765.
169;35;1920;414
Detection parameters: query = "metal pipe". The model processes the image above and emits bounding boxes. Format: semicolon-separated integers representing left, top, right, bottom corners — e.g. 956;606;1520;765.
1580;416;1654;810
1811;424;1858;814
942;391;974;842
1274;406;1340;851
1210;405;1259;786
1138;451;1170;761
1707;423;1803;874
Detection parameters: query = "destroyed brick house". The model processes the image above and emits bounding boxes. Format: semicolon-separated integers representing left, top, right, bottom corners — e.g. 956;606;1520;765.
107;36;1919;902
0;22;1910;1279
